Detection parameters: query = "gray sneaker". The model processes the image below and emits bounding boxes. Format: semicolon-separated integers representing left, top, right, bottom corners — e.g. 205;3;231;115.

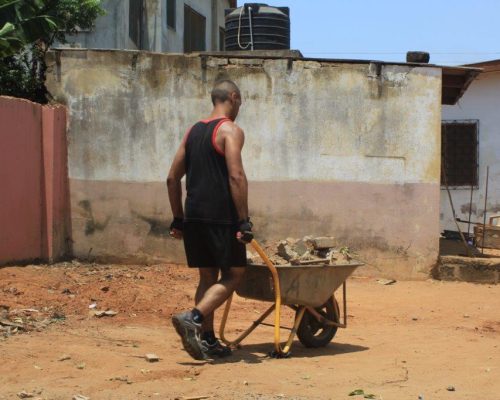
171;311;206;360
201;339;232;358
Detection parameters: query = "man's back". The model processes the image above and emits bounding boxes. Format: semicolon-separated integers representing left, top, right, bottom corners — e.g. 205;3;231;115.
184;117;238;225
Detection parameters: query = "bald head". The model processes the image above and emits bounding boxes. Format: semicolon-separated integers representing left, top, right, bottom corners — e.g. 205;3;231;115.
211;79;240;105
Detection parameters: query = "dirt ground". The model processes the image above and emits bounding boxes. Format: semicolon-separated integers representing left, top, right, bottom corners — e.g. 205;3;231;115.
0;262;499;400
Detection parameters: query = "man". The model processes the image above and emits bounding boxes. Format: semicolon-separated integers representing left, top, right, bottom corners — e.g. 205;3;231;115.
166;79;253;360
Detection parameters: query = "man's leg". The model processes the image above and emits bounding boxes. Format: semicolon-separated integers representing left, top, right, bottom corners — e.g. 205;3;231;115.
195;268;219;334
173;223;247;360
194;266;245;318
173;267;244;360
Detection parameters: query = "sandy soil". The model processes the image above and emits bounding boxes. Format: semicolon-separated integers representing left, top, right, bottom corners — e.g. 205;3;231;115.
0;262;499;400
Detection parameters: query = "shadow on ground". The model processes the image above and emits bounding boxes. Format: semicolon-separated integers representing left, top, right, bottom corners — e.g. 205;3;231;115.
176;341;369;365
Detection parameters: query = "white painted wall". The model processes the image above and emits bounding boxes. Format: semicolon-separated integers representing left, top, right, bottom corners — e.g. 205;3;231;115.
441;71;500;231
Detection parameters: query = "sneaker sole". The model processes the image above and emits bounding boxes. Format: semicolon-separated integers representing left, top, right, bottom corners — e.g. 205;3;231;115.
201;341;232;358
171;316;206;361
206;349;232;358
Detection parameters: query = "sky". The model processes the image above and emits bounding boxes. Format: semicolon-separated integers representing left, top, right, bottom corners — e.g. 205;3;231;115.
236;0;500;65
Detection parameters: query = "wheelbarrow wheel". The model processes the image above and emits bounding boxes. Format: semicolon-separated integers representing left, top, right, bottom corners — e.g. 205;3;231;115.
297;297;339;348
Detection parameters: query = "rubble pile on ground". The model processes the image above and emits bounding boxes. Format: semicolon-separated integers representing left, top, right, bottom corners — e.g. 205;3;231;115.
0;304;65;339
248;236;353;266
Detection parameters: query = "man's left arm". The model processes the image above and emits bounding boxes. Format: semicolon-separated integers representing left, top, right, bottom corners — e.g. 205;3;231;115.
223;124;253;243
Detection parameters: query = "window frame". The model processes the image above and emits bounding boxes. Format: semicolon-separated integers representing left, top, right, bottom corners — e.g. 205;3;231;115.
219;27;225;51
440;119;479;190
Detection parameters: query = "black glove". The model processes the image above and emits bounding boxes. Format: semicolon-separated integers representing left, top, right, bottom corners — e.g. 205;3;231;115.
170;217;184;232
237;218;253;243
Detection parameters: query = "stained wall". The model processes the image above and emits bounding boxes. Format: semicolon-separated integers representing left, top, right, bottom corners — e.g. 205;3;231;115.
46;50;443;278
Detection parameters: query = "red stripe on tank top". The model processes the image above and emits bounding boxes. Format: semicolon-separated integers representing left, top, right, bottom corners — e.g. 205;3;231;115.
200;116;225;123
211;118;230;156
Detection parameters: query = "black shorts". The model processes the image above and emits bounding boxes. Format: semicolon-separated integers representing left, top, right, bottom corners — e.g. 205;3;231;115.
183;222;247;269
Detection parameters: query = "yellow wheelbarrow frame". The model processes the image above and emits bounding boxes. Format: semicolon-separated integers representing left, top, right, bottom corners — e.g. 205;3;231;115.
219;239;362;357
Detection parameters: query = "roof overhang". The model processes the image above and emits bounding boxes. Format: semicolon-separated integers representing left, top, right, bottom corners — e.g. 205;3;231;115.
441;66;481;105
464;59;500;73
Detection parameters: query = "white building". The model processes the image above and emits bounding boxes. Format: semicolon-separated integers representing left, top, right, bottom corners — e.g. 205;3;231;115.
59;0;236;53
441;59;500;236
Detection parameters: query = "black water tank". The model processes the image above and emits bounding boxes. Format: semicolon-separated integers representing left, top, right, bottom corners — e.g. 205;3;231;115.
225;3;290;51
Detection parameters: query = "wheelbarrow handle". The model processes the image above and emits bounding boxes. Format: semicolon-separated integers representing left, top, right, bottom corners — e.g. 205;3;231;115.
249;240;281;300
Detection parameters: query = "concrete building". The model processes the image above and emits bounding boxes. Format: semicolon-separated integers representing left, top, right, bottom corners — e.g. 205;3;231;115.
59;0;236;52
441;60;500;236
45;49;477;279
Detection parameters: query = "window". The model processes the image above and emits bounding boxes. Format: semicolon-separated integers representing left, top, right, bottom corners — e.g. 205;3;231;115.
167;0;176;30
129;0;143;48
219;27;225;51
184;5;206;52
441;120;479;187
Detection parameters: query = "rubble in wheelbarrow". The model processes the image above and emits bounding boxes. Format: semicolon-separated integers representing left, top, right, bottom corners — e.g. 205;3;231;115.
247;236;354;266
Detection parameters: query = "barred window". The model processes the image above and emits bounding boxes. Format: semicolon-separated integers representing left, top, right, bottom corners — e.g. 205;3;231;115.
441;121;479;187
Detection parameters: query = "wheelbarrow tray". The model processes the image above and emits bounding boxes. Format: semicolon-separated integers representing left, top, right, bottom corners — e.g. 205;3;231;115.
236;262;363;308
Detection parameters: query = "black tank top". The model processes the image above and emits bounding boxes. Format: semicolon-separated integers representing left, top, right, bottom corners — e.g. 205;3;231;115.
184;117;238;224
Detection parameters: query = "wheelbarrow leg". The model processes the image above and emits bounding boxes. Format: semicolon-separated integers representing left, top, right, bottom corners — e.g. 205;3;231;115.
219;293;276;348
274;306;306;357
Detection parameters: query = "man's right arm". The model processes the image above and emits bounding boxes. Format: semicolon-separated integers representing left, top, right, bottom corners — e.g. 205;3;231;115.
166;143;186;238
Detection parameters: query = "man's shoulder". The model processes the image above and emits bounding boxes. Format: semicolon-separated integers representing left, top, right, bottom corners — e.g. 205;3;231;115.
219;120;244;136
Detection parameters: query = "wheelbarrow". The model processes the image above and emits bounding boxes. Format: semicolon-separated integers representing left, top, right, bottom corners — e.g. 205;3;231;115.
219;239;364;357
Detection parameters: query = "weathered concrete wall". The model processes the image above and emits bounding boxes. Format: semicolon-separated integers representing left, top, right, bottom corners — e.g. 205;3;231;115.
441;72;500;232
46;50;442;279
0;97;71;265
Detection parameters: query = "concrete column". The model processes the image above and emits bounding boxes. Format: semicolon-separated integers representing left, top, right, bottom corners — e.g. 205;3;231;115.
211;0;218;51
144;0;162;52
41;105;71;262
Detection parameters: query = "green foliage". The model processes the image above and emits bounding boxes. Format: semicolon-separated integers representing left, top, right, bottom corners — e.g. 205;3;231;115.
52;0;105;43
0;0;105;103
0;0;58;58
0;45;46;101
